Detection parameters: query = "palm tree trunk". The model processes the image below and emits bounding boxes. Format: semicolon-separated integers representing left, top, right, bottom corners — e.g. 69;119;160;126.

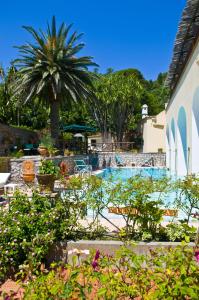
50;100;60;146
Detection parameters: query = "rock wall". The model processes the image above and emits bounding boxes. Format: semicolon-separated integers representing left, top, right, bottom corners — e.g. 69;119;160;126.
10;155;89;183
0;123;38;155
97;152;166;168
9;152;166;184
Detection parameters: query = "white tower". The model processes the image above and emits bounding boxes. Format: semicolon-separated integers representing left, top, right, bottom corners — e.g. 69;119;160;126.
142;104;148;119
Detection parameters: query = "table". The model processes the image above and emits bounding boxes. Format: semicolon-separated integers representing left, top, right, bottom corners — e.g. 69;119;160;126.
4;183;19;195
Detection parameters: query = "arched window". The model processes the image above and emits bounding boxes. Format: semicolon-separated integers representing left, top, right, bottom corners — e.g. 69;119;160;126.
177;106;187;176
170;118;176;173
166;125;170;168
192;87;199;174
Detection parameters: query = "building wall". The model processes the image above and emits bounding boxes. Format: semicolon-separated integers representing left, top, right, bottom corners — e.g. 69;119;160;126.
142;111;166;153
166;39;199;176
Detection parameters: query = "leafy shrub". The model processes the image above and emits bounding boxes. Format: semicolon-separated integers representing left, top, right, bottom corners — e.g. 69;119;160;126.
23;244;199;299
62;132;73;141
38;159;59;175
83;175;170;240
10;149;24;159
0;192;84;282
174;175;199;224
0;157;10;172
39;134;54;148
165;222;197;242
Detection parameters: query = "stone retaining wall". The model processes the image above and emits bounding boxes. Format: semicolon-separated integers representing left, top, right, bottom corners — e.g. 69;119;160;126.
0;123;38;156
97;152;166;168
9;152;166;183
10;155;88;183
46;240;194;265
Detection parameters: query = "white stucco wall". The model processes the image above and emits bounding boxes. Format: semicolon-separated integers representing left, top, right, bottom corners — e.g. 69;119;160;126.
142;110;166;153
166;38;199;176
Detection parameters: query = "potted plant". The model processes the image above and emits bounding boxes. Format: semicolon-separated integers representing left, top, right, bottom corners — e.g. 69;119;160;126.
36;159;59;192
38;134;54;157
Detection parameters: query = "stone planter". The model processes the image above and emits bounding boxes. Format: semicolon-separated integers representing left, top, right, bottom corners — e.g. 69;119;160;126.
36;174;55;192
23;173;35;183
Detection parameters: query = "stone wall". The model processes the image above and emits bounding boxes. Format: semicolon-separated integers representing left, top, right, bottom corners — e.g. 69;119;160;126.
10;152;166;183
10;155;89;183
0;123;38;155
46;240;194;265
97;152;166;168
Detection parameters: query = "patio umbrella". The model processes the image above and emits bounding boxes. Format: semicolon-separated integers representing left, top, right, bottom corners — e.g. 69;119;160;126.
61;124;96;133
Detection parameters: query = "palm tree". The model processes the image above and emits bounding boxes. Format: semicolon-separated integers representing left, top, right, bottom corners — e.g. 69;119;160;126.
13;16;97;144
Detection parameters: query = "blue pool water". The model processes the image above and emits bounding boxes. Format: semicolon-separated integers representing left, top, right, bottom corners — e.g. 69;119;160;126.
90;167;182;221
97;167;174;207
99;167;168;181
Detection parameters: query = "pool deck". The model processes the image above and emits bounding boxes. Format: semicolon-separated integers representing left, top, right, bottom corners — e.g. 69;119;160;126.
80;217;198;232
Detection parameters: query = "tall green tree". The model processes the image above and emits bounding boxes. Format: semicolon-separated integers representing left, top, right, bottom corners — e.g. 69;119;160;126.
12;16;97;143
90;69;143;143
0;66;20;125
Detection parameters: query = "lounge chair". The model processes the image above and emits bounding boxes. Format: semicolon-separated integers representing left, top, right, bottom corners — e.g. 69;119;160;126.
0;173;11;195
0;173;10;189
141;157;154;167
74;160;92;174
115;155;126;167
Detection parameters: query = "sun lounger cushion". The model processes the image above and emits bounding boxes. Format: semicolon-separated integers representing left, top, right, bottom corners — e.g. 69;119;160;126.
0;173;10;188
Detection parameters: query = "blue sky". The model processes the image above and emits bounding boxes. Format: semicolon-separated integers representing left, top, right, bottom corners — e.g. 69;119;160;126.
0;0;186;80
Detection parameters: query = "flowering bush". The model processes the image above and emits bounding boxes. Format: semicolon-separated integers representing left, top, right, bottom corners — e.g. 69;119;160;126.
83;175;170;240
0;191;84;282
22;244;199;299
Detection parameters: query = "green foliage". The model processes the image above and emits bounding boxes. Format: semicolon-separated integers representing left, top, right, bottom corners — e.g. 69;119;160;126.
10;149;24;159
62;132;73;141
12;16;97;140
23;244;199;299
146;72;169;114
39;134;59;156
175;175;199;224
64;175;198;242
38;159;59;175
80;175;171;240
0;192;85;282
39;133;54;148
0;157;10;172
0;63;168;142
165;222;197;242
90;70;143;142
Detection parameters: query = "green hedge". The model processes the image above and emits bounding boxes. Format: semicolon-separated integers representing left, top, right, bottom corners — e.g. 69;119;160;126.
0;157;10;172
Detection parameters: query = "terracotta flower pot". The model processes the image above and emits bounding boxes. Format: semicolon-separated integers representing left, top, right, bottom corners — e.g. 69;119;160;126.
23;173;35;183
36;174;55;192
38;146;49;157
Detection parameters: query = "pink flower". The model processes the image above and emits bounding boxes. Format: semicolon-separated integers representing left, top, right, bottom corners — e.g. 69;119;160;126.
95;250;100;260
92;260;98;270
195;250;199;263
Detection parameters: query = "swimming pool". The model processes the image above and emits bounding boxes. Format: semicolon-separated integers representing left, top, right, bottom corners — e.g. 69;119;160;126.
98;167;168;181
90;167;186;222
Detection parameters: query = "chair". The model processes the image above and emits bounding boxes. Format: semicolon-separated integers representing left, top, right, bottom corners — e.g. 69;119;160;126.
0;173;12;196
0;173;10;189
74;159;92;174
141;157;154;167
89;156;99;171
115;155;126;167
23;144;34;155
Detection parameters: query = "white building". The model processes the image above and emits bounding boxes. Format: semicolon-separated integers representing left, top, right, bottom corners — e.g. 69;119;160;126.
166;0;199;176
87;133;113;151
